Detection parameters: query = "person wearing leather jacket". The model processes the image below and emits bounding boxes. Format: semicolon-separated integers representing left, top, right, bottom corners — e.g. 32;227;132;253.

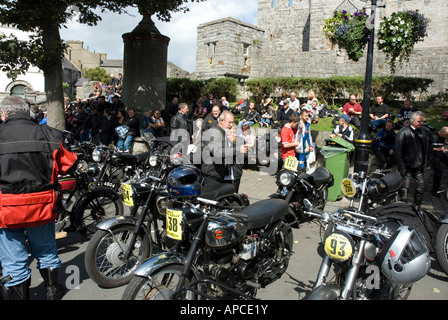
202;111;248;186
395;111;432;207
170;103;191;135
0;96;77;300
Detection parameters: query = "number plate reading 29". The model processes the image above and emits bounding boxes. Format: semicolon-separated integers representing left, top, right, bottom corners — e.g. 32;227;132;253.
166;209;182;240
324;232;354;262
283;156;299;172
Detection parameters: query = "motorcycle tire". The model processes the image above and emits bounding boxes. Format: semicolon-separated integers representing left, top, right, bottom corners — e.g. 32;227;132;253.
121;264;199;300
85;225;151;288
435;224;448;276
78;194;124;238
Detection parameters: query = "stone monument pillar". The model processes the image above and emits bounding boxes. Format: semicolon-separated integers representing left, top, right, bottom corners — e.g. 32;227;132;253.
122;12;170;113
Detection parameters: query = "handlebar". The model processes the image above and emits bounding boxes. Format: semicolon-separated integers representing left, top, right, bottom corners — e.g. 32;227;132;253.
304;205;388;237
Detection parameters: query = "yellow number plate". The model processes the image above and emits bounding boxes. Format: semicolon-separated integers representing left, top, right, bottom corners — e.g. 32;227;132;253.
341;178;356;198
166;209;183;240
324;232;353;262
122;183;134;207
283;156;299;172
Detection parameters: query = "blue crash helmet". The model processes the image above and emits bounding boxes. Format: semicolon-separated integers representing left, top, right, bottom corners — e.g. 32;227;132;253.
166;166;201;197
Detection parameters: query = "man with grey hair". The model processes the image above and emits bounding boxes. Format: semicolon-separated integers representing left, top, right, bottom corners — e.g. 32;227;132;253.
395;111;432;207
0;96;77;300
202;110;248;186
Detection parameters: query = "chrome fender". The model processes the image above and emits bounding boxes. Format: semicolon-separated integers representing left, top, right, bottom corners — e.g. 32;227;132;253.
95;215;151;239
305;284;341;300
133;252;201;281
72;187;123;226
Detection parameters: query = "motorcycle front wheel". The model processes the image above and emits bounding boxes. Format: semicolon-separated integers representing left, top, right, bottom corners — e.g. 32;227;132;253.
121;265;199;300
435;224;448;276
85;225;151;288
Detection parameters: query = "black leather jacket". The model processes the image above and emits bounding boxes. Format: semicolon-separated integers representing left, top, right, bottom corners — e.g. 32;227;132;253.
395;125;432;173
171;112;191;134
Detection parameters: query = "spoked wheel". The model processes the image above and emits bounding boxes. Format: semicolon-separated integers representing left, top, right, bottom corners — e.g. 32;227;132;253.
121;265;198;300
79;194;124;238
435;224;448;276
85;225;151;288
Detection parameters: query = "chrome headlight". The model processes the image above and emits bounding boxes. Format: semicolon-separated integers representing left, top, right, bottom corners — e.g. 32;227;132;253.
149;154;159;167
86;163;100;176
277;170;295;188
92;148;102;162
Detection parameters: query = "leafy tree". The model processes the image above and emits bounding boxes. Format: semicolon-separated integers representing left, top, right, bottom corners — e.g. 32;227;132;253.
83;67;110;84
0;0;205;130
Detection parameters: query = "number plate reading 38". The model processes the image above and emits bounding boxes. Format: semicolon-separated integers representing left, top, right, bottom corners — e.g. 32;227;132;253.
283;156;299;172
166;209;182;240
324;232;353;262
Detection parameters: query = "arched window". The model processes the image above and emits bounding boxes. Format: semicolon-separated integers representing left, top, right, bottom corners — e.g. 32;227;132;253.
10;84;26;98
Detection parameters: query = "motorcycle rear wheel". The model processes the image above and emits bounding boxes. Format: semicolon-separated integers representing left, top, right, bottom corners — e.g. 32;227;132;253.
435;224;448;276
121;265;198;300
85;225;151;288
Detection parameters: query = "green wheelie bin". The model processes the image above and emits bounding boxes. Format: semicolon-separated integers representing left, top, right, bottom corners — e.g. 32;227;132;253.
321;136;355;201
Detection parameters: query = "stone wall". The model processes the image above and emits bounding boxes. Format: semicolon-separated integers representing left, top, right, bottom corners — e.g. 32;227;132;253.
195;17;265;80
196;0;448;95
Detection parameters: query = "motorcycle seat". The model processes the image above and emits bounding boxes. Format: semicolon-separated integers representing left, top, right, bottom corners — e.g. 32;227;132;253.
382;173;403;193
238;199;289;229
200;182;235;200
118;152;150;164
305;166;332;188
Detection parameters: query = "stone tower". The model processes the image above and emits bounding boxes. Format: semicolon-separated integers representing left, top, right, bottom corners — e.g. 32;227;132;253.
122;13;170;113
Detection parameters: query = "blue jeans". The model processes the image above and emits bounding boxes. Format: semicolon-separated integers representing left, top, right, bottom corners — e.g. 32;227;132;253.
117;135;133;151
370;118;386;130
0;221;61;287
237;120;254;135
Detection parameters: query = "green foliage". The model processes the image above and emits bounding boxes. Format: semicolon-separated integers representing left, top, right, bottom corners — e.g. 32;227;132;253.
83;67;111;84
378;11;428;73
322;10;371;62
0;0;207;80
166;77;238;102
245;76;433;106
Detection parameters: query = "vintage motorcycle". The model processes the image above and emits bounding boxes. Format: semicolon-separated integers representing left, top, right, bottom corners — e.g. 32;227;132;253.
342;169;448;276
340;169;404;211
270;156;333;227
121;166;293;300
0;264;12;300
85;163;249;288
303;199;431;300
57;142;123;238
89;144;151;192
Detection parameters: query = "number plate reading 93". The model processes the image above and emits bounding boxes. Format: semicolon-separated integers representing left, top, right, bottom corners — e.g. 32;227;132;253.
324;232;354;262
166;209;182;240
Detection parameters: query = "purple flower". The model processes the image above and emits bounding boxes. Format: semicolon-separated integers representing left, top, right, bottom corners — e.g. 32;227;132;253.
343;16;348;20
342;10;347;15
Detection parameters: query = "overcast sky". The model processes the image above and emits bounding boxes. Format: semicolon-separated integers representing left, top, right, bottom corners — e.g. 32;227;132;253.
59;0;259;73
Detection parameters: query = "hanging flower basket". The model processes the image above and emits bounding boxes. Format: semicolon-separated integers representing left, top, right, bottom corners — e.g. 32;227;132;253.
323;10;372;62
378;10;428;73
